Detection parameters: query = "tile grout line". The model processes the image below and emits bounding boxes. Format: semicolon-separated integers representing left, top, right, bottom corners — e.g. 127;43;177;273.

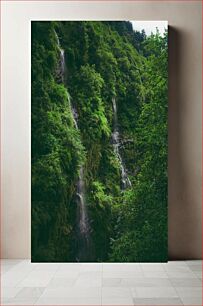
164;267;202;305
5;260;36;289
166;271;184;305
33;263;60;305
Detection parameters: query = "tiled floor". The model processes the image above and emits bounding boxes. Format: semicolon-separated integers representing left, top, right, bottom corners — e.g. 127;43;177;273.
1;260;202;305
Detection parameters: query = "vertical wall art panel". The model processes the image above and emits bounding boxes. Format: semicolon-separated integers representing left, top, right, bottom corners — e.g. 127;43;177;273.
31;21;168;262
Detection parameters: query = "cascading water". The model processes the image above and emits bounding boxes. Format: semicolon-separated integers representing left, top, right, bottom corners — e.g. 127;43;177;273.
112;98;132;190
55;31;91;261
70;104;90;255
71;106;91;262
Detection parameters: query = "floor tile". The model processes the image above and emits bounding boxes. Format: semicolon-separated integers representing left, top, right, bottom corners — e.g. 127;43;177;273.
102;287;132;298
164;265;192;272
74;270;102;287
186;260;202;266
57;263;81;270
2;287;23;299
180;296;202;305
102;297;134;305
193;271;202;279
80;263;102;272
35;297;102;305
143;271;168;278
103;270;143;278
102;278;122;287
3;296;39;305
135;286;178;298
15;287;45;298
41;286;101;298
133;297;183;305
33;263;59;272
167;261;187;266
79;270;102;278
75;277;102;287
140;263;165;272
47;277;76;288
123;277;172;287
2;265;15;274
54;269;80;278
17;271;56;287
189;264;202;272
175;287;202;298
169;278;202;287
103;263;141;272
2;262;36;287
166;271;197;278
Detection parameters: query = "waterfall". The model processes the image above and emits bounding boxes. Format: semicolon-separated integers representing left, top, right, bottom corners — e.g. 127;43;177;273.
54;30;65;84
59;49;65;83
112;98;132;190
76;168;89;234
71;104;90;246
72;105;91;261
55;30;91;261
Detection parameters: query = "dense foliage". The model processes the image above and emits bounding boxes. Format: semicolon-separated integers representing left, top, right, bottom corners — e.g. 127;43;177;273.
31;21;168;262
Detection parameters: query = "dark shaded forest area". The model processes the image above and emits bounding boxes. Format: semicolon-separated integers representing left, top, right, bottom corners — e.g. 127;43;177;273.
31;21;168;262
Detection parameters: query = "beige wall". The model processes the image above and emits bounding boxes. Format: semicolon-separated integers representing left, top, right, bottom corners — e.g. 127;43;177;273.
1;1;202;259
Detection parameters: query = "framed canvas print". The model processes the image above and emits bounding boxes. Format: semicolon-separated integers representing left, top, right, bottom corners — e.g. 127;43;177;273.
31;21;168;262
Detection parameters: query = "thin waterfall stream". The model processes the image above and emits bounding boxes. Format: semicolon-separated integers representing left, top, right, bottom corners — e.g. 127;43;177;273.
112;98;132;190
55;31;91;261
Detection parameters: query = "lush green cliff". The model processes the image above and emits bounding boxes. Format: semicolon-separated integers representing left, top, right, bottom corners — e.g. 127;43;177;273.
31;21;168;262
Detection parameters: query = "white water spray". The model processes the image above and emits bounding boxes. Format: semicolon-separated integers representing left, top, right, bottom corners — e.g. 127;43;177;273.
112;98;132;190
